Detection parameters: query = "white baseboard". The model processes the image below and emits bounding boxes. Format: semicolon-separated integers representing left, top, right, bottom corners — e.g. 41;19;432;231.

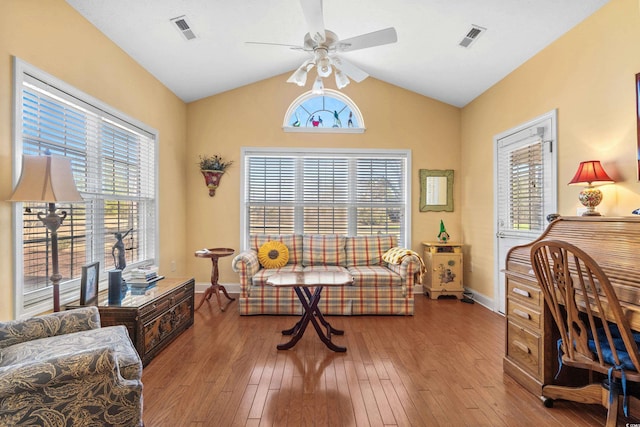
414;285;500;315
195;282;241;294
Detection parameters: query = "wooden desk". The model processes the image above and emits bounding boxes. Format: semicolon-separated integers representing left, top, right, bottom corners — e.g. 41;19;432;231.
503;216;640;397
267;271;353;352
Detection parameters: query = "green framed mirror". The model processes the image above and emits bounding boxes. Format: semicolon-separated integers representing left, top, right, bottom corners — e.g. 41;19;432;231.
419;169;454;212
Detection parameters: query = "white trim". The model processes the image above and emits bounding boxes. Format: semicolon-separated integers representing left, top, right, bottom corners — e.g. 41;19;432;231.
492;109;557;314
11;57;159;319
239;147;411;251
283;126;365;134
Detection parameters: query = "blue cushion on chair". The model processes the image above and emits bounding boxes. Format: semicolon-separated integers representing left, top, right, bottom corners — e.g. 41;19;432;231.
587;324;640;371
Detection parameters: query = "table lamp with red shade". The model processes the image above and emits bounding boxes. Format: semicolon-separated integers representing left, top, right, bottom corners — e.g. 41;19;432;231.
568;160;614;216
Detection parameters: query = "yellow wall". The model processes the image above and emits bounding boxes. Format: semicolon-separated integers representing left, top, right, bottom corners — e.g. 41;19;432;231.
7;0;633;317
461;0;640;301
186;76;462;283
0;0;188;320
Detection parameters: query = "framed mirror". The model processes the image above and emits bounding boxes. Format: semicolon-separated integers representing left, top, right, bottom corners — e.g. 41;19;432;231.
419;169;454;212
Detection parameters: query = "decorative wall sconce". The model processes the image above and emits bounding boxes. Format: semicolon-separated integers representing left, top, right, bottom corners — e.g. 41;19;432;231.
198;154;233;197
568;160;614;216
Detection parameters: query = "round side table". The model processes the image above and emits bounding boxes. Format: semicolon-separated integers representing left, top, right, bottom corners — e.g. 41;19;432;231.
194;248;235;311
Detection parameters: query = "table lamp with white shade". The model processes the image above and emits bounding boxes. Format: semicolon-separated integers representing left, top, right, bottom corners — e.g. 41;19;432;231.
8;153;83;311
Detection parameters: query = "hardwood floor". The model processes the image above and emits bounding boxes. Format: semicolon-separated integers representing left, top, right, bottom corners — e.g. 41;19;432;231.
142;295;633;426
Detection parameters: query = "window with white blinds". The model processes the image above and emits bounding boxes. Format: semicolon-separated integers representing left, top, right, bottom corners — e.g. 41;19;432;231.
497;139;545;233
242;148;410;248
13;58;158;317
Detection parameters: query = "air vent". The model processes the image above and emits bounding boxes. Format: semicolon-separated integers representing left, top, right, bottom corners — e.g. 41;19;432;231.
170;15;197;41
459;25;486;48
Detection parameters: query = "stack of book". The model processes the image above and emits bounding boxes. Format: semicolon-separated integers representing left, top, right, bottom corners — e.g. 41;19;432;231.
128;266;164;288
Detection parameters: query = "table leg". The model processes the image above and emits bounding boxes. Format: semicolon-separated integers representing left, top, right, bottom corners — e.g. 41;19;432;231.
277;286;346;352
301;287;344;336
195;255;236;312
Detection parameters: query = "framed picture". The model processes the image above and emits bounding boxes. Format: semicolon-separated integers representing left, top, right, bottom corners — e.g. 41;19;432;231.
80;262;100;306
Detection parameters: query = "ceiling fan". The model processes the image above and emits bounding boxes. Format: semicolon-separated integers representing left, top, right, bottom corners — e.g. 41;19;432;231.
247;0;397;91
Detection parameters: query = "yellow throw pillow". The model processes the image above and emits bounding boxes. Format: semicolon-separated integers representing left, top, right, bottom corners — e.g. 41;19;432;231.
258;241;289;269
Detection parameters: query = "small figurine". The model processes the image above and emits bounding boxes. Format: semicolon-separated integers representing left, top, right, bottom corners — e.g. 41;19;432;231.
437;220;450;243
292;113;300;127
112;228;133;270
332;110;342;128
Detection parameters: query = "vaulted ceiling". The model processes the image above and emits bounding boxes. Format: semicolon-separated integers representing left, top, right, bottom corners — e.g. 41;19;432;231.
66;0;609;107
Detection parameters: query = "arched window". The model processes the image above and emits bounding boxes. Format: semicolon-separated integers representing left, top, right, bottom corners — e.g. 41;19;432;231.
283;89;365;133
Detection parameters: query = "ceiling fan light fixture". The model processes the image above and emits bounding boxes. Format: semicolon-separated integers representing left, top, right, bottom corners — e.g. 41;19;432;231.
335;68;350;89
292;67;308;86
312;75;324;94
317;57;332;78
287;59;314;86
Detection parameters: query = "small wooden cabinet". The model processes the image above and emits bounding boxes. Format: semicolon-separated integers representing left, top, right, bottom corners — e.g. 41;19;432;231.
94;277;194;366
421;242;464;299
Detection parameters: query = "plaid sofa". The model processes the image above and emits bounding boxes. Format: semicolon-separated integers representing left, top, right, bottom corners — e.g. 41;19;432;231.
232;234;421;315
0;307;143;426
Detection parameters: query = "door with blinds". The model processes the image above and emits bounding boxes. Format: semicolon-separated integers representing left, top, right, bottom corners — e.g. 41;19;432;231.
494;110;557;314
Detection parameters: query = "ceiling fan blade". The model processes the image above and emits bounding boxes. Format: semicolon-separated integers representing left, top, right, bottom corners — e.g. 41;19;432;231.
330;56;368;83
245;41;306;51
300;0;326;44
337;27;398;52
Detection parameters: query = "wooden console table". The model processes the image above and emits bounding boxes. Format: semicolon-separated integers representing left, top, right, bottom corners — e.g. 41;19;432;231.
79;277;195;366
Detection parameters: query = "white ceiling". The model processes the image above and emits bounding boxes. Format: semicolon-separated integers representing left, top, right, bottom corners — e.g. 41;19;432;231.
65;0;609;107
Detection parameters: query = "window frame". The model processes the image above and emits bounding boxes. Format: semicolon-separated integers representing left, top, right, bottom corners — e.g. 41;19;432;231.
239;147;411;251
282;89;365;133
11;57;160;318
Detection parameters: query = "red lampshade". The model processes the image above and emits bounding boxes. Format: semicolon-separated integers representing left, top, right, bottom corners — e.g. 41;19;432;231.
568;160;614;186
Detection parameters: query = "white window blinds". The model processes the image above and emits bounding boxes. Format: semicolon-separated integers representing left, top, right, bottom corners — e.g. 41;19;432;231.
242;149;409;247
14;60;157;316
497;138;545;233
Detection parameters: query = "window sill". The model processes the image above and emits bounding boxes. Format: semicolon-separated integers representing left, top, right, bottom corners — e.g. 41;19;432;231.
282;127;365;134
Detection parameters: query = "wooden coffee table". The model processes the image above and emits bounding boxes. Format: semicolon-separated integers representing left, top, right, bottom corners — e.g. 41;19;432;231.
266;271;353;352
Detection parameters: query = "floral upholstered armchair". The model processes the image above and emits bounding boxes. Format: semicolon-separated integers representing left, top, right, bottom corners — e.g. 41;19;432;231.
0;306;143;426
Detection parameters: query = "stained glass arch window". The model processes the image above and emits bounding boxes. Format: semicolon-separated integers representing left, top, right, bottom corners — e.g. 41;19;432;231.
283;89;365;133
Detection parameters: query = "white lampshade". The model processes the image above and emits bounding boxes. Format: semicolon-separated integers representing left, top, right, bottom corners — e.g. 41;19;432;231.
335;69;350;89
316;57;332;78
290;67;308;87
9;155;82;202
312;76;324;95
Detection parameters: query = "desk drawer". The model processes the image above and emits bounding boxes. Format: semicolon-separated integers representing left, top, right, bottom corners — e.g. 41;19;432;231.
507;279;541;308
507;299;541;330
507;320;540;377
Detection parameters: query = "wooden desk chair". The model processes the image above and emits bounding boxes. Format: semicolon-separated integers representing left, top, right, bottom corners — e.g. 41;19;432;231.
531;239;640;427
